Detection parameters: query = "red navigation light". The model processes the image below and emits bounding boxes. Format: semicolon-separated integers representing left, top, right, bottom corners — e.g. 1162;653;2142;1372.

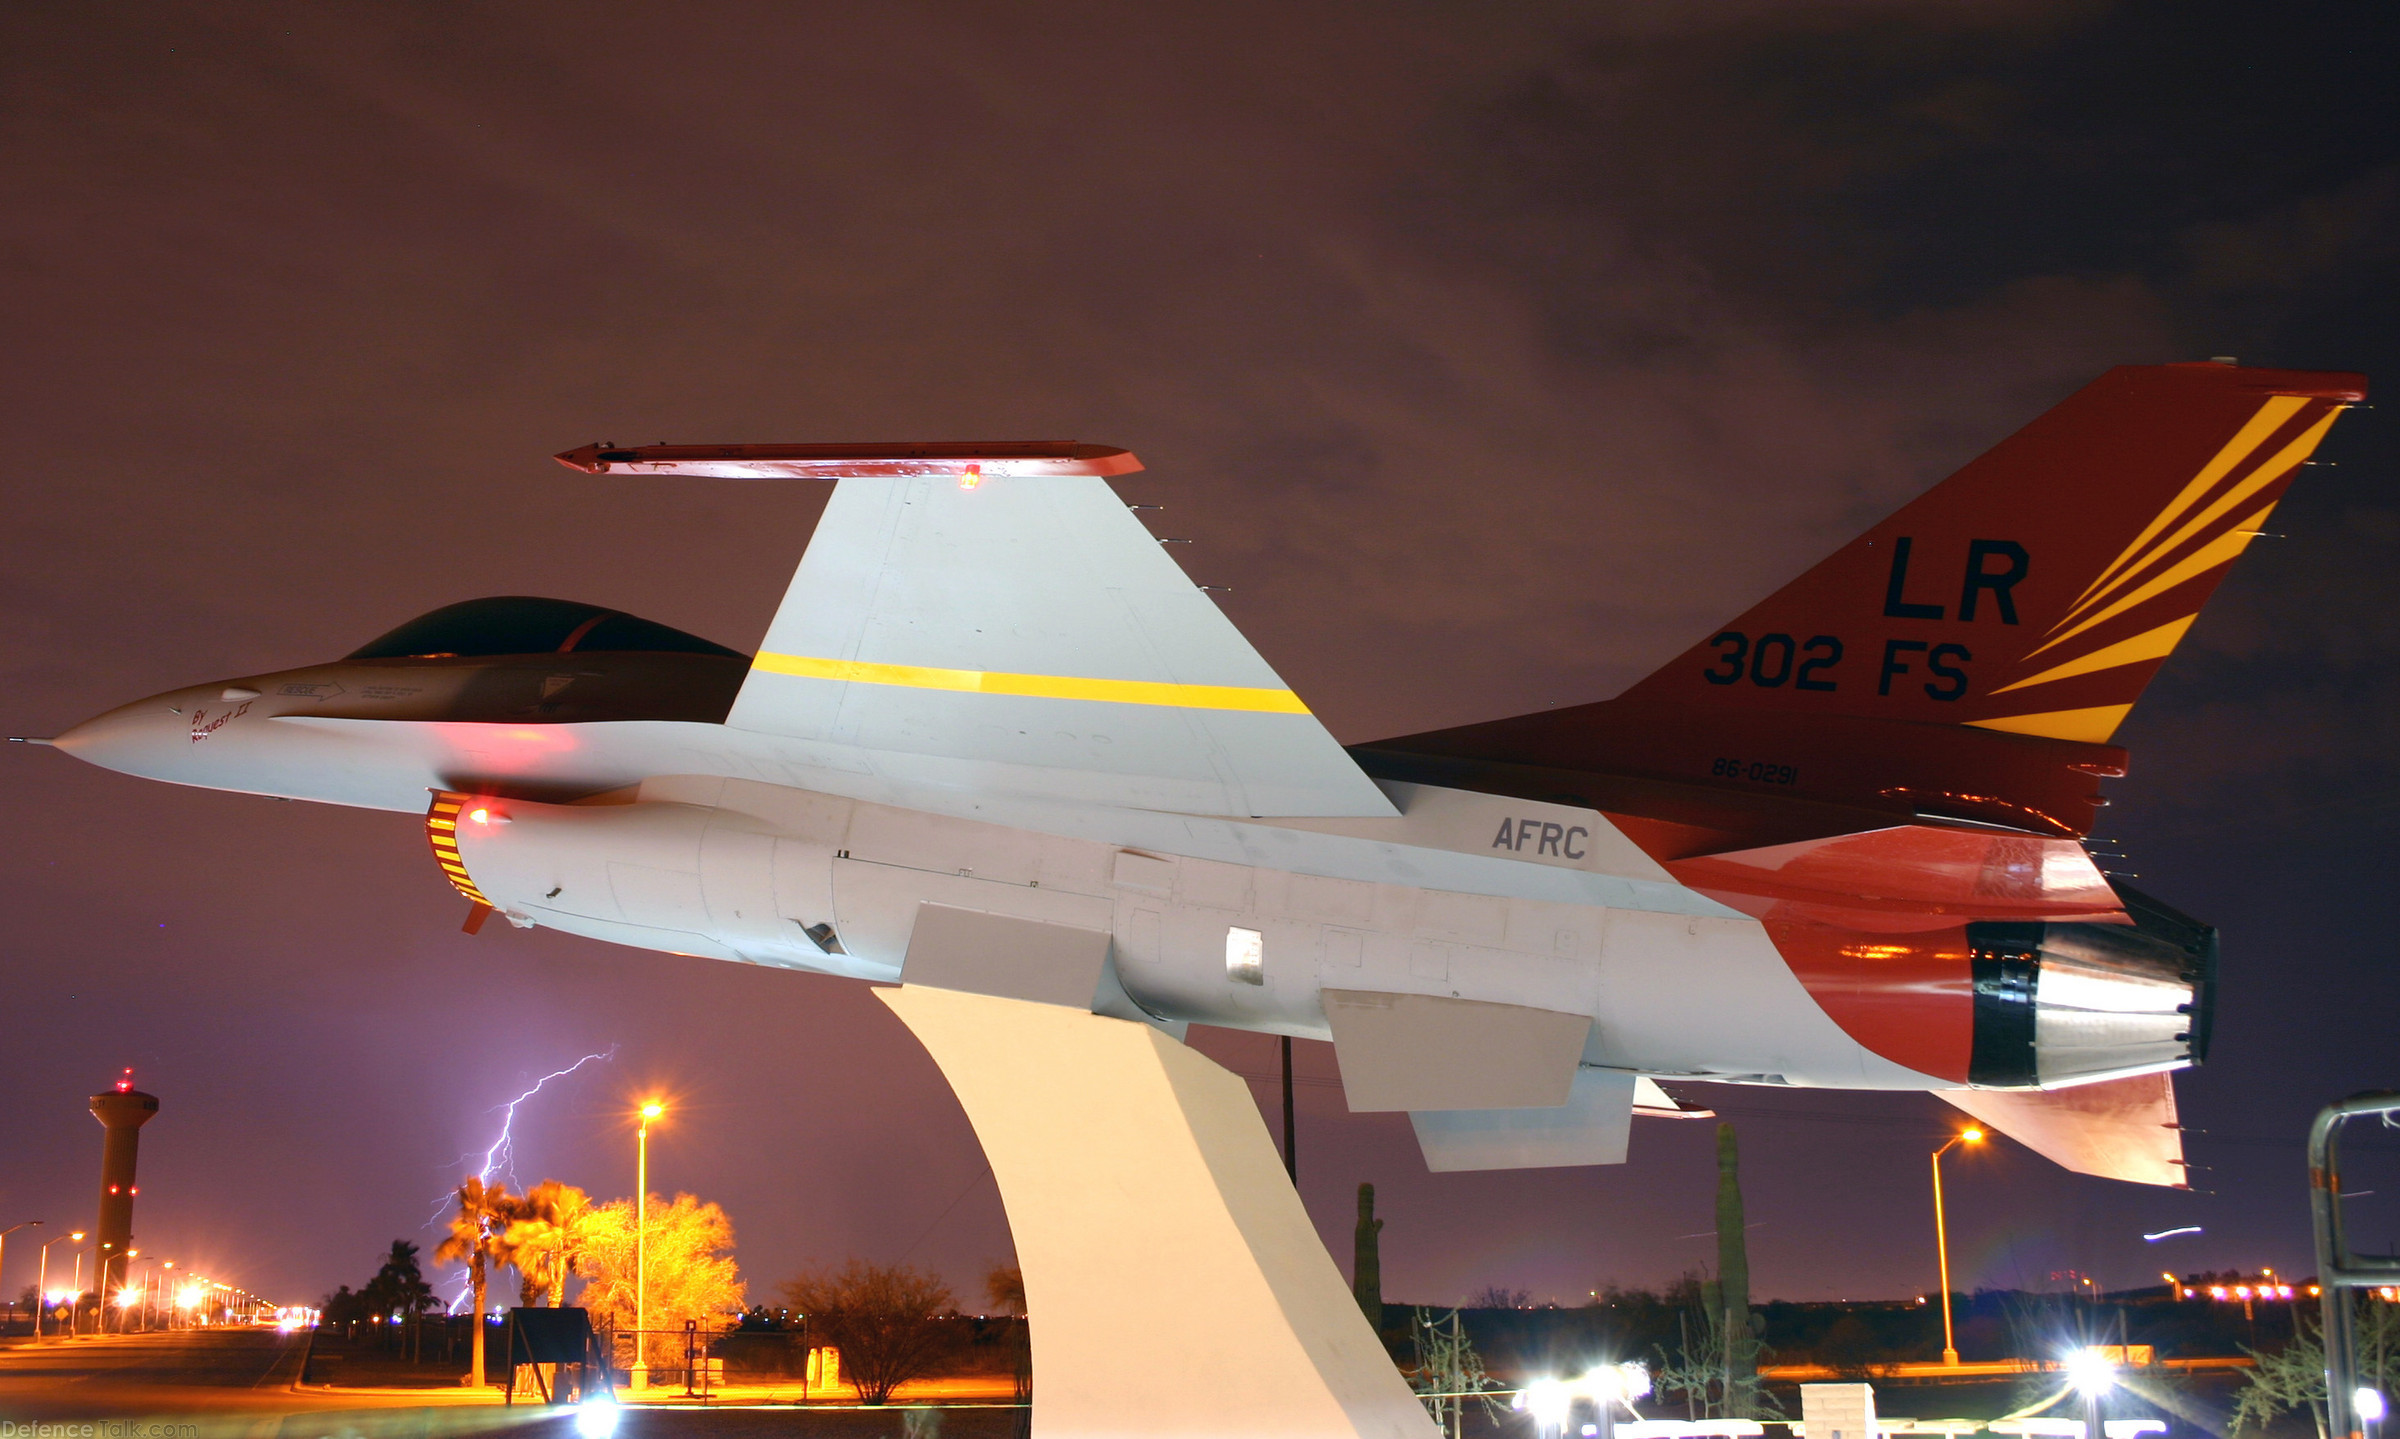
959;463;984;491
116;1067;132;1092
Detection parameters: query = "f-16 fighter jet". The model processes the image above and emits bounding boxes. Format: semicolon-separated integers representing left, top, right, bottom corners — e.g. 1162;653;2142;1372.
41;361;2362;1434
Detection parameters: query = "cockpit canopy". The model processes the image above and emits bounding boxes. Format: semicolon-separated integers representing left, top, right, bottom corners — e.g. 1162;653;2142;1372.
346;596;747;661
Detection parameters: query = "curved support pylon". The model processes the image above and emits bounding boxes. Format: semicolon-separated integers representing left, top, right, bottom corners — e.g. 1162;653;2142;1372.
878;985;1437;1439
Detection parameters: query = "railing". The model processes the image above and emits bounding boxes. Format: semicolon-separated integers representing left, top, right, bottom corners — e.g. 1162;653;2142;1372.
2310;1092;2400;1439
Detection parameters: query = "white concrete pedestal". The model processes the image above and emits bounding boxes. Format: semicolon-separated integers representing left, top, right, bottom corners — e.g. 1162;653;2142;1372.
879;986;1435;1439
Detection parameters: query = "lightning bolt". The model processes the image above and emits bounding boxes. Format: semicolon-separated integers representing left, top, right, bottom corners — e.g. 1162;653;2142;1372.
475;1047;618;1189
430;1046;616;1309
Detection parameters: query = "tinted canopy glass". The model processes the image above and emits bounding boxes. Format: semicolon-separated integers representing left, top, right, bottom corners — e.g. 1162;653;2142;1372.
346;596;746;660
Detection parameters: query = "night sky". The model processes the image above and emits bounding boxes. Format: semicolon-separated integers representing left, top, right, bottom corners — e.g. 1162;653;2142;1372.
3;2;2396;1316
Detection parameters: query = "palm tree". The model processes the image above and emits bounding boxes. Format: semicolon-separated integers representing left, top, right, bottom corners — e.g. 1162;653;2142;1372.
503;1181;595;1307
361;1240;436;1356
434;1176;519;1388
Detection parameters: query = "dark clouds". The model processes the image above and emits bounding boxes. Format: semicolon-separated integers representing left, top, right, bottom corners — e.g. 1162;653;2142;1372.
1;0;2394;1310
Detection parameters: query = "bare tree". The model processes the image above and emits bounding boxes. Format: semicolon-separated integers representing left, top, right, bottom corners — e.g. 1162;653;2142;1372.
782;1261;960;1405
1409;1308;1506;1439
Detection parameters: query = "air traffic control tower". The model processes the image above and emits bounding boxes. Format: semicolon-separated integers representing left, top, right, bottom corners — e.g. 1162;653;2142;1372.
90;1073;158;1323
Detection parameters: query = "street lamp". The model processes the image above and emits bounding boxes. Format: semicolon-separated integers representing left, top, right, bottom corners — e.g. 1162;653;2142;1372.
70;1244;89;1336
2355;1384;2386;1439
0;1221;38;1328
1932;1128;1984;1365
630;1099;665;1392
35;1231;84;1340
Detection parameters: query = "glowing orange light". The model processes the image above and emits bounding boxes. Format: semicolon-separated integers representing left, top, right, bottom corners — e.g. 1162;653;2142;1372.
1962;1129;1984;1143
959;464;983;491
640;1100;665;1121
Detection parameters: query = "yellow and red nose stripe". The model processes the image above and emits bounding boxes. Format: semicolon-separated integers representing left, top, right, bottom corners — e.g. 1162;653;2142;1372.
748;652;1312;715
425;791;497;908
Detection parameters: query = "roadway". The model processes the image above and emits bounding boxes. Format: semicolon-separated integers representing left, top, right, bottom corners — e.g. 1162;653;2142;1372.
0;1328;503;1421
0;1329;1031;1436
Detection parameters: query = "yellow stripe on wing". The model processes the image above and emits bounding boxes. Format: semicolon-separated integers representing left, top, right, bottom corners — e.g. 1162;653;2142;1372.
750;651;1313;714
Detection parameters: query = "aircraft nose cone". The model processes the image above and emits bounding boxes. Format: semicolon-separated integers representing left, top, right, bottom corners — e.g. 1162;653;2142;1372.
54;694;198;782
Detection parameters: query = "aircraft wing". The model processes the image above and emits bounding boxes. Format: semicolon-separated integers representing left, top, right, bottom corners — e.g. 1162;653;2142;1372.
559;442;1397;818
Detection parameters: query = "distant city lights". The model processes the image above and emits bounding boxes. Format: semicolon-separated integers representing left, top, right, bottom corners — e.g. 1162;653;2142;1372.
2165;1269;2346;1302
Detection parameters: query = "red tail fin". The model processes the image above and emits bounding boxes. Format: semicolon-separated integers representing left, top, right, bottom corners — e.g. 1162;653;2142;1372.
1622;363;2364;743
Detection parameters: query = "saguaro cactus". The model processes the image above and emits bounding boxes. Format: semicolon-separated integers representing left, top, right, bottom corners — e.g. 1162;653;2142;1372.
1354;1182;1384;1325
1715;1122;1760;1415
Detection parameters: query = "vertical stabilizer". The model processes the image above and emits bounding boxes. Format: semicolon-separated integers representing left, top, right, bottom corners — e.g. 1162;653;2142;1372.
1623;363;2364;743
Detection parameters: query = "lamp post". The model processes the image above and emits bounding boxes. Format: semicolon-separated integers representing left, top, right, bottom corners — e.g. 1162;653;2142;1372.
630;1100;664;1392
0;1221;38;1329
1932;1127;1983;1365
36;1231;84;1340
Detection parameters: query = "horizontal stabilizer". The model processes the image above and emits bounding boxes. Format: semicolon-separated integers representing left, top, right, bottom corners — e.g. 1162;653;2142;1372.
1412;1067;1637;1171
1667;823;2121;927
1939;1071;2186;1187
